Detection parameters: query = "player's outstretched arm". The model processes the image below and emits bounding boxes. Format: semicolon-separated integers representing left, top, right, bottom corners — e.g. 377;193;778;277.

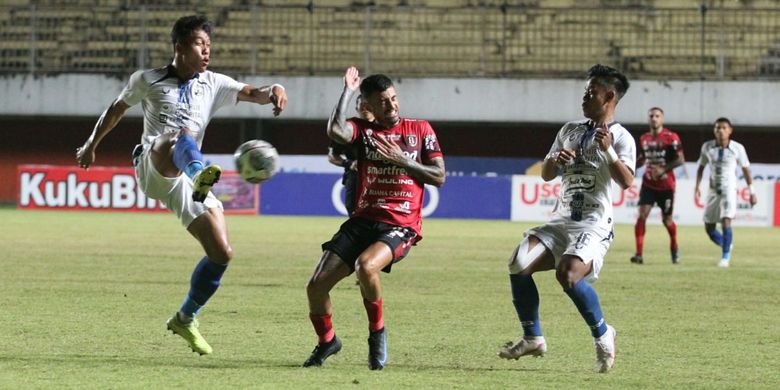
76;98;130;169
327;67;360;145
238;84;287;116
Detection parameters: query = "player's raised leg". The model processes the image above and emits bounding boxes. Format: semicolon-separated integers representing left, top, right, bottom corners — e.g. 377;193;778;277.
557;255;615;373
303;251;351;367
170;128;222;202
166;208;233;355
498;235;555;360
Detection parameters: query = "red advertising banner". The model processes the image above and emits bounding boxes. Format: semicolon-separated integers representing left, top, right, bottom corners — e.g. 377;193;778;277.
17;165;258;215
775;182;780;227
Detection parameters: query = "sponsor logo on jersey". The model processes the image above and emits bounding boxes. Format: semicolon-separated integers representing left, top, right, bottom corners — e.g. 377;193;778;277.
406;135;417;146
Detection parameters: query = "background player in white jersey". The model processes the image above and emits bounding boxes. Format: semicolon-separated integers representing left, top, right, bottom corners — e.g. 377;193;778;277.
498;64;635;373
694;118;757;267
75;15;287;355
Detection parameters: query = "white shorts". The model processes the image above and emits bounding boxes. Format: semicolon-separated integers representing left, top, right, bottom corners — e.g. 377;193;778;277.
526;219;612;283
703;188;737;223
133;144;222;228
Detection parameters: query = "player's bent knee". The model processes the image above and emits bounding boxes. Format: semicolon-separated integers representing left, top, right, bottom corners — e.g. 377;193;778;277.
207;245;233;265
555;258;588;289
508;239;545;274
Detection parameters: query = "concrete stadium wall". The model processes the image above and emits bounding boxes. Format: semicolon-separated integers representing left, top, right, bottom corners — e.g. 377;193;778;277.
3;74;780;126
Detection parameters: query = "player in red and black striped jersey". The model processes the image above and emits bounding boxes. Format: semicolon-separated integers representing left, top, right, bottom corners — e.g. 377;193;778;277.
631;107;685;264
303;67;445;370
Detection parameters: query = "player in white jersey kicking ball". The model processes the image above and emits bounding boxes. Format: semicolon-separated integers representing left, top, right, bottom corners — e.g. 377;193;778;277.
497;64;635;373
76;15;287;355
694;118;757;268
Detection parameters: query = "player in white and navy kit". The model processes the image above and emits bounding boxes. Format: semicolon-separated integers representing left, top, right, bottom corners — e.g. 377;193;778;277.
694;118;757;267
76;16;287;355
498;65;635;373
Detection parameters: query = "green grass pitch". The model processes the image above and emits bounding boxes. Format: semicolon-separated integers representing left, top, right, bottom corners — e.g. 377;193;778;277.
1;208;778;389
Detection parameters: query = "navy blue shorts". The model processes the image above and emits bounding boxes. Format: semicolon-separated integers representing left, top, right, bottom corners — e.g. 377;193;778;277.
322;217;417;273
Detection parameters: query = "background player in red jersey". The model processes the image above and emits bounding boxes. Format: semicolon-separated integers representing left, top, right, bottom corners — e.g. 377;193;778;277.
303;66;445;370
631;107;685;264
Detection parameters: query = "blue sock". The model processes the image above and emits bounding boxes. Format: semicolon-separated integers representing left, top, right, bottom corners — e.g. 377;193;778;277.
707;229;723;246
179;257;228;318
722;227;733;260
173;134;204;179
564;279;608;338
509;274;542;337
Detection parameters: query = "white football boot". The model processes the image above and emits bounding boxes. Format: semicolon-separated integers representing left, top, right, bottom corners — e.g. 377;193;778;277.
497;336;547;360
594;325;616;373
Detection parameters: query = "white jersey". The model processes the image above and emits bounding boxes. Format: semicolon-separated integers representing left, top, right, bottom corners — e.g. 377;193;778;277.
119;65;246;148
697;140;750;192
547;120;636;231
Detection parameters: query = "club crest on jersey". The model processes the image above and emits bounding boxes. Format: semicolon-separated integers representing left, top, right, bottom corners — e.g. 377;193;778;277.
406;135;417;146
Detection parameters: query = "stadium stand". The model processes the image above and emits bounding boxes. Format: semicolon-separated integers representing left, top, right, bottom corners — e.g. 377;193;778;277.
1;1;780;79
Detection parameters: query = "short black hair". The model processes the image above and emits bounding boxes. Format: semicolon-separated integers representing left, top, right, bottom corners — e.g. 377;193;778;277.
171;15;212;47
587;64;630;100
715;117;732;127
360;74;394;98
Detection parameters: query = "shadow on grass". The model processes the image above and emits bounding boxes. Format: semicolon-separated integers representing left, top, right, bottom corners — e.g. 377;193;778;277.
0;354;297;369
0;353;553;373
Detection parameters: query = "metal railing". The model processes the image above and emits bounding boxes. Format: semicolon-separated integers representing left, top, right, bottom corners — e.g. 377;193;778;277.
2;4;780;80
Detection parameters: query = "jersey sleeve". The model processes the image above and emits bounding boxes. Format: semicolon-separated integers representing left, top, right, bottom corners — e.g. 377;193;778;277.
737;143;750;168
613;127;636;174
697;143;709;166
671;132;683;153
421;121;443;161
212;73;247;111
346;118;361;144
547;123;568;157
118;70;149;107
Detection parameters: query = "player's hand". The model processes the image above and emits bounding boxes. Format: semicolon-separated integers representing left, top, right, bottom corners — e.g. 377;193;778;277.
750;193;758;207
270;85;287;116
344;66;360;92
373;134;407;166
650;164;667;180
76;141;95;170
551;148;577;166
349;160;358;171
694;187;701;202
594;123;613;151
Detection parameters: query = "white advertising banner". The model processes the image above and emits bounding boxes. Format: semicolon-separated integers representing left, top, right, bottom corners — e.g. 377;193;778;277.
511;175;775;227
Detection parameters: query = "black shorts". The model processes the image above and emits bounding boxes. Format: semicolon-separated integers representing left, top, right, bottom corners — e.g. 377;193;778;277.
342;169;357;216
638;186;675;217
321;217;418;273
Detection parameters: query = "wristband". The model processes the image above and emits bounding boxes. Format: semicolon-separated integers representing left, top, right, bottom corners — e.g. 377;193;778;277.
605;146;619;164
268;84;284;99
749;184;755;195
341;160;353;169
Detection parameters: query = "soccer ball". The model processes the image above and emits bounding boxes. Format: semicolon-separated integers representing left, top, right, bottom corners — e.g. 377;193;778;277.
233;140;279;184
